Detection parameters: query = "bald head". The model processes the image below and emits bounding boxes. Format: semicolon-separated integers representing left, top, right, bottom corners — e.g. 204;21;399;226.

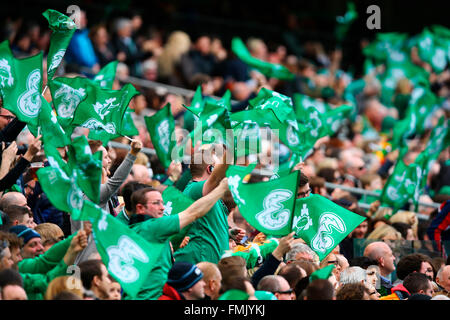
0;192;29;211
436;265;450;292
363;242;396;277
196;262;222;300
131;164;151;185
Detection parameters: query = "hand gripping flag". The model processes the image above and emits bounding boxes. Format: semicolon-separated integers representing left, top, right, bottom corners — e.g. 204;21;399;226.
42;9;77;80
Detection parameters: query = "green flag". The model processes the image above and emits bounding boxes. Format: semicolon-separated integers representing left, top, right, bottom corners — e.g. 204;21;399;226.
66;135;102;204
42;9;77;80
293;194;366;261
0;40;43;127
226;163;299;237
144;103;176;169
36;166;84;218
161;186;194;251
83;200;165;298
190;99;232;148
231;37;294;80
121;108;139;137
379;149;428;213
71;82;140;144
390;86;438;150
182;85;203;133
411;27;448;74
92;61;119;89
335;2;358;44
310;265;335;281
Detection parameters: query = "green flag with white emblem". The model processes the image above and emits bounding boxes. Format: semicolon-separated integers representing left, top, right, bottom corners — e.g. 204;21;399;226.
42;9;77;80
226;163;299;237
293;194;366;261
36;165;85;218
379;149;428;213
83;200;165;299
144;103;176;169
66;135;102;204
0;40;43;127
71;82;140;144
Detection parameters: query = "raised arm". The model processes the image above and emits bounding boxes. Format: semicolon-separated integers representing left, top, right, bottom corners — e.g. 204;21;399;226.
179;178;229;230
202;150;230;196
99;139;142;204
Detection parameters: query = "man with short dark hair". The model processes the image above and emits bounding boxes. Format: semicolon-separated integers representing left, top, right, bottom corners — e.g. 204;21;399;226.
403;272;434;297
304;279;336;300
3;205;35;229
297;172;311;199
78;259;112;300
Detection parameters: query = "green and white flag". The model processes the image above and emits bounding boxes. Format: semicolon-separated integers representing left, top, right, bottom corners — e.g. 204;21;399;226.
411;27;448;74
226;163;299;237
144;103;176;169
83;200;165;299
190;99;232;148
48;76;88;137
36;98;71;148
71;82;140;144
231;37;294;80
293;194;366;261
390;86;438;150
66;135;102;204
92;61;118;89
0;40;43;127
182;85;203;133
42;9;77;80
379;149;428;213
36;165;84;218
161;186;194;251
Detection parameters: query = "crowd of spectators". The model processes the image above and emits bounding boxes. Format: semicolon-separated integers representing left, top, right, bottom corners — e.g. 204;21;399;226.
0;5;449;301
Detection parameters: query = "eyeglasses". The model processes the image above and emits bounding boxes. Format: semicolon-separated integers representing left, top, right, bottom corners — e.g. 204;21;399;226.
148;200;164;206
0;115;15;121
275;288;293;295
327;260;339;266
297;188;312;198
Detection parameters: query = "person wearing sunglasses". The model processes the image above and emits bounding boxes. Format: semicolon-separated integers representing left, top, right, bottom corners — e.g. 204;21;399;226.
257;275;295;300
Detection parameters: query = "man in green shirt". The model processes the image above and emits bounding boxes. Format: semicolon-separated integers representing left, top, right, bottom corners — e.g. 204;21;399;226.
173;146;244;265
123;177;230;300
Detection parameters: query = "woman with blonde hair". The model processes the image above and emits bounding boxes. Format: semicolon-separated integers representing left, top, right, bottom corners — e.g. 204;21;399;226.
389;210;419;239
157;31;191;85
45;276;84;300
366;224;402;241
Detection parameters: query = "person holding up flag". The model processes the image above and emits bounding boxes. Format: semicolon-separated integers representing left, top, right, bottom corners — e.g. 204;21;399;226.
173;144;245;265
71;138;143;264
123;177;230;300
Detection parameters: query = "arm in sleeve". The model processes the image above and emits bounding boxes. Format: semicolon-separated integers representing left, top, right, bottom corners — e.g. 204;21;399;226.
427;201;450;252
18;234;75;274
0;156;30;191
250;253;282;289
0;118;27;143
99;153;136;205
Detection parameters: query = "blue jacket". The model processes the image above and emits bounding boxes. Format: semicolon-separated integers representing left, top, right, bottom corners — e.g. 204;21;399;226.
65;29;98;68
